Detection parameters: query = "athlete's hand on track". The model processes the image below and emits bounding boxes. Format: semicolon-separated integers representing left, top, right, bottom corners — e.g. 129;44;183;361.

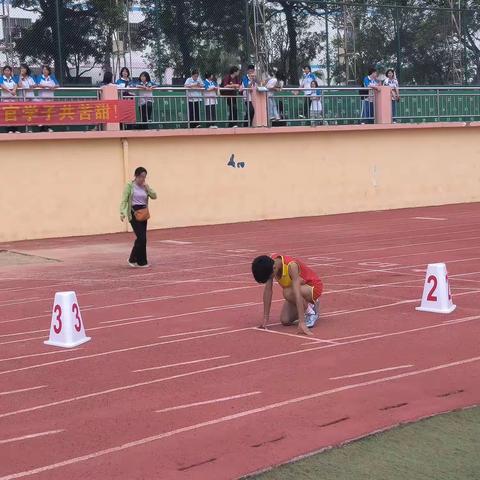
297;322;313;336
258;319;268;329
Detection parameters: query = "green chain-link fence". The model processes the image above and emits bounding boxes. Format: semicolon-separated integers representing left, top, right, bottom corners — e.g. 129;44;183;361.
0;1;479;86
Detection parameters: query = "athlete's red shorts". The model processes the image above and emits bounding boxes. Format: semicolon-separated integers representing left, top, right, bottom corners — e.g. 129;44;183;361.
307;280;323;302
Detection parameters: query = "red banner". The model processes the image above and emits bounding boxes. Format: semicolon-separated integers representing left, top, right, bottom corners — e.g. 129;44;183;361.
0;100;136;126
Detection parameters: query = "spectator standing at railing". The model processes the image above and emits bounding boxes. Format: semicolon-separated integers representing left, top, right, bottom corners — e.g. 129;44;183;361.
36;65;59;99
14;64;36;133
221;66;241;127
299;65;316;118
266;71;282;122
0;65;18;133
136;71;155;129
0;66;17;100
240;65;256;127
116;67;132;89
204;72;218;128
309;80;323;126
361;67;380;124
116;67;136;129
101;71;115;86
15;64;36;101
384;68;400;122
184;69;204;128
35;66;59;132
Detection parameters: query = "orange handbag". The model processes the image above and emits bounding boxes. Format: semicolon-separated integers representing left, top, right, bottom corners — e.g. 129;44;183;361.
134;208;150;222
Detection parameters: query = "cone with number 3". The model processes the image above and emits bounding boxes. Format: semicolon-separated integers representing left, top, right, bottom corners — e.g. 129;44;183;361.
44;292;91;348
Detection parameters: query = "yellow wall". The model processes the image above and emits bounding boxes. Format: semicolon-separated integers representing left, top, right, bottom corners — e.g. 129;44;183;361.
1;125;479;242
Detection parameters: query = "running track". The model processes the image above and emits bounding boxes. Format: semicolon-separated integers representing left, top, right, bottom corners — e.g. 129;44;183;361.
1;203;480;479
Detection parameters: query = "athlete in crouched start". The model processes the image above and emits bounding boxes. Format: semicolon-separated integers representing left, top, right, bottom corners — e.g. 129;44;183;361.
251;254;323;336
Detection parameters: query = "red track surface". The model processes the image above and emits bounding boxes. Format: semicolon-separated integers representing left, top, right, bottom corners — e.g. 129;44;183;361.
1;203;480;480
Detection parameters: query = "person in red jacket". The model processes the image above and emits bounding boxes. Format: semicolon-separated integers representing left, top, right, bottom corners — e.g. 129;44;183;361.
252;254;323;336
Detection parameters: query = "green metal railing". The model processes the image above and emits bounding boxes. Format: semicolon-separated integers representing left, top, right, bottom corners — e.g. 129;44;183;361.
395;88;480;123
2;86;480;131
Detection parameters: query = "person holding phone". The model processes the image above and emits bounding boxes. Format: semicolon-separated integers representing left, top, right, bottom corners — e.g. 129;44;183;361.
120;167;157;268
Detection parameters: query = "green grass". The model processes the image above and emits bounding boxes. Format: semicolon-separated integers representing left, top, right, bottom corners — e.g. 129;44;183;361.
249;406;480;480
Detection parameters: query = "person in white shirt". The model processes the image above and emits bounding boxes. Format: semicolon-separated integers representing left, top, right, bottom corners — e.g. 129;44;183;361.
383;68;400;122
36;65;59;99
0;65;17;101
309;80;323;126
136;71;154;129
299;65;316;118
184;69;204;128
116;67;131;89
361;67;380;124
266;72;281;121
15;64;36;101
35;65;59;132
240;65;256;126
203;72;218;127
1;66;19;132
14;64;37;132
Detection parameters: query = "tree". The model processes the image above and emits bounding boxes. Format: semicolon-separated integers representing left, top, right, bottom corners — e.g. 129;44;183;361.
11;0;124;83
329;0;480;86
140;0;246;78
268;1;327;84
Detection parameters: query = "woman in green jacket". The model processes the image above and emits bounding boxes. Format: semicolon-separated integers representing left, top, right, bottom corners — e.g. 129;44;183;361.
120;167;157;267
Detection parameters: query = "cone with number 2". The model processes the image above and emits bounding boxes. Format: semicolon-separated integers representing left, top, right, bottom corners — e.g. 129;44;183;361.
416;263;456;314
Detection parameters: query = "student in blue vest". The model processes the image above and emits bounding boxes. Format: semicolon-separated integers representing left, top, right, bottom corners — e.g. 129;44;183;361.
240;65;256;127
116;67;132;89
361;67;380;124
299;65;316;118
35;66;59;132
135;71;155;129
14;64;37;132
204;72;218;127
184;69;204;128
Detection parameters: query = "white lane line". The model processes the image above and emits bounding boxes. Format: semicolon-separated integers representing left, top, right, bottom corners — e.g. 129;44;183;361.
155;391;261;413
0;297;42;306
134;355;230;373
0;326;230;347
0;336;47;346
0;430;64;446
0;315;155;344
321;287;480;318
0;349;83;364
0;385;47;396
330;332;383;341
42;305;94;313
3;305;480;378
330;365;414;380
1;312;153;328
2;286;479;348
300;332;383;346
0;327;254;377
204;302;258;311
0;328;48;339
2;314;480;420
2;355;479;480
255;328;339;345
413;217;447;221
0;248;477;327
156;327;229;339
158;240;193;245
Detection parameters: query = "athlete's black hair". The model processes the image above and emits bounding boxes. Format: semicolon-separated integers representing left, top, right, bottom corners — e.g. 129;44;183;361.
252;255;275;284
